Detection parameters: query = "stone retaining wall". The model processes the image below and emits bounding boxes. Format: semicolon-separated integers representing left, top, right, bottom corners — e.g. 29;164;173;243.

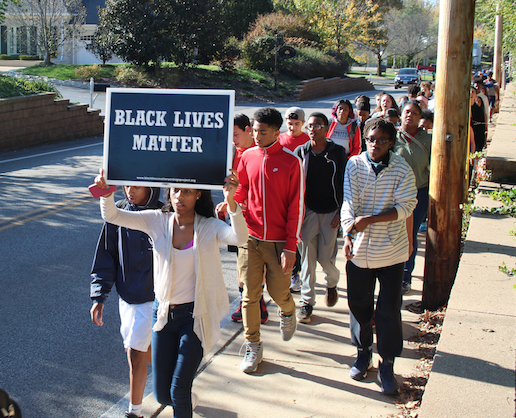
293;76;375;101
0;92;104;152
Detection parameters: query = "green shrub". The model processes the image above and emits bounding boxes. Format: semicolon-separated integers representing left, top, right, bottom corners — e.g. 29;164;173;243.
0;75;62;98
74;64;102;79
0;54;20;60
19;55;41;61
114;66;155;87
212;37;242;71
282;47;350;79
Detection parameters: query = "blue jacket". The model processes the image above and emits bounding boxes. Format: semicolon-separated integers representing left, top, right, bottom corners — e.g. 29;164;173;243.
90;188;162;305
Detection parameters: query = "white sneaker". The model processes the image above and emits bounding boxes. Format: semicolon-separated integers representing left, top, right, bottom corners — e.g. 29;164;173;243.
239;340;263;373
279;310;297;341
191;392;198;410
289;273;301;292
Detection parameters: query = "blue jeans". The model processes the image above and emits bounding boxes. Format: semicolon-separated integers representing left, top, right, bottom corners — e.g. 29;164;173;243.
404;187;429;285
152;301;203;418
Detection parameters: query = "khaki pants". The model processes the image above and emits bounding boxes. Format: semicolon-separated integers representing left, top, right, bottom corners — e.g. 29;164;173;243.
237;237;295;342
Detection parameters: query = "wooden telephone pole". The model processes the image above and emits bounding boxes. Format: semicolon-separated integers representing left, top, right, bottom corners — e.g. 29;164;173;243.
494;4;503;86
422;0;476;310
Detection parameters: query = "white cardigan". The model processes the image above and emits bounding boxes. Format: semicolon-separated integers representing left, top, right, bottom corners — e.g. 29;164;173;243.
100;194;248;355
341;151;417;269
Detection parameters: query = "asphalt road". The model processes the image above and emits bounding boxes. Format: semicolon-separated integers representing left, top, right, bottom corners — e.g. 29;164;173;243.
0;85;406;417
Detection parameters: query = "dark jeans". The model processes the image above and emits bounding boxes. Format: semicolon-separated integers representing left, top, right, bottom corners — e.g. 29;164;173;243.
404;186;429;285
152;301;203;418
346;261;404;360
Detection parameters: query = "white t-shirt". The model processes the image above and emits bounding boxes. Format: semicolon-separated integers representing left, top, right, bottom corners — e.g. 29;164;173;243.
330;118;351;154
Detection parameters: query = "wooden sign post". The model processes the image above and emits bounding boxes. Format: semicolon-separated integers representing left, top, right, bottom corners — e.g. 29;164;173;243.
422;0;476;310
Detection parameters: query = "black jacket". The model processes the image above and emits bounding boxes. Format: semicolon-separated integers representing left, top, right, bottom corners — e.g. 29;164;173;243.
295;140;347;213
90;188;162;305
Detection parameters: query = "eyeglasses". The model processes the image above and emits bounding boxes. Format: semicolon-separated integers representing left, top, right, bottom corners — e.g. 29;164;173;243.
365;137;390;145
306;124;327;130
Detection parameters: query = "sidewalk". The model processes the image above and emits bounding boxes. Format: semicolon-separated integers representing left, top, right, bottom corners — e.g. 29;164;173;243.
143;239;427;418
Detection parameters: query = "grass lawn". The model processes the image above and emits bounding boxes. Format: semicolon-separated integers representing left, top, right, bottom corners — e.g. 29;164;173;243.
16;63;120;79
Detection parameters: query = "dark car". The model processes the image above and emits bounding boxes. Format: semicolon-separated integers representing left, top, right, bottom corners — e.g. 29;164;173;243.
394;68;422;89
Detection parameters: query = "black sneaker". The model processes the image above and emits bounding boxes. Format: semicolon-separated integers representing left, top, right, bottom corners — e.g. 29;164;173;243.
326;286;339;307
349;348;373;380
297;303;313;324
377;359;399;395
231;300;243;322
125;413;143;418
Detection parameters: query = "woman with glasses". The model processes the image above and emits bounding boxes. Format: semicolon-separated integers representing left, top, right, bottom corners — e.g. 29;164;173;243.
393;100;432;295
326;99;362;157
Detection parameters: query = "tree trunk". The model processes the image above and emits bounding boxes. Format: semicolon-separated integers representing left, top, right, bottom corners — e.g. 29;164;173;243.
377;51;382;76
422;0;475;311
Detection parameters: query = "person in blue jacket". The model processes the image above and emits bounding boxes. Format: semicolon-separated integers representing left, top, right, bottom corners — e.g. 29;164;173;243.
90;185;162;418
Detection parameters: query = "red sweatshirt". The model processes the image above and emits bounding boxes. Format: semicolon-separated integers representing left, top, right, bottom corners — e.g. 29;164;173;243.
235;140;304;252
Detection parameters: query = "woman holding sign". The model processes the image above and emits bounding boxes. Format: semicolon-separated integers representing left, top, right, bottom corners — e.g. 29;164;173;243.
94;169;248;418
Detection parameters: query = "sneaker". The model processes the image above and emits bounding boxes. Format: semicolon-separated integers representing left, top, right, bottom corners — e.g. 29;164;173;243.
191;392;199;410
289;273;301;293
349;348;373;381
377;359;399;395
419;221;427;232
231;300;243;322
297;303;313;324
259;296;269;324
227;245;238;252
278;310;297;341
240;340;263;373
402;282;411;295
326;286;339;307
125;413;143;418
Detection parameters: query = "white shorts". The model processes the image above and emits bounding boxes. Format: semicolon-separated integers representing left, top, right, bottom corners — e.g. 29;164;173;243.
119;298;153;352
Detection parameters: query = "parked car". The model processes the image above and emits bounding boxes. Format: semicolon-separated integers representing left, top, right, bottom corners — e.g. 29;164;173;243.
416;64;436;72
394;68;422;89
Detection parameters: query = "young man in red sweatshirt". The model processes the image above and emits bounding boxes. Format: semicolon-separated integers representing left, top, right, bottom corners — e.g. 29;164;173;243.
234;107;305;373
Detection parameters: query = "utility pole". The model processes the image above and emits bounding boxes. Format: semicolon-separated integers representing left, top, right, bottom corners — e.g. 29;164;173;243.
494;3;503;87
422;0;475;310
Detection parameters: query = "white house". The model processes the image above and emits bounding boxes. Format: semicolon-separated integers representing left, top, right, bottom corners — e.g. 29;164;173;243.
0;0;122;64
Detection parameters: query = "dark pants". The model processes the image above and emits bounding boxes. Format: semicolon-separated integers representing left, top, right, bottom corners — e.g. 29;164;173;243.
152;301;203;418
346;261;404;360
404;186;429;285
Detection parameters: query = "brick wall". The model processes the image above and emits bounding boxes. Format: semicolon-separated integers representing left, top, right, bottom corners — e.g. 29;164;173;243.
0;93;104;152
293;76;375;101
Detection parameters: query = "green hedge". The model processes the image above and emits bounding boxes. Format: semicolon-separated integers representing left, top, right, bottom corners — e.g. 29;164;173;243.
282;47;350;79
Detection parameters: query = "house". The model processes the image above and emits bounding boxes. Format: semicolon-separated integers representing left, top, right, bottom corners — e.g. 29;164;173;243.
0;0;122;64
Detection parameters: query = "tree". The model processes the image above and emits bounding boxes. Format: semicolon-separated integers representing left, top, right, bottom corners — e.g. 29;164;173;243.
476;0;516;60
386;0;438;67
97;0;168;69
221;0;274;39
87;17;113;65
97;0;225;70
164;0;225;68
6;0;86;64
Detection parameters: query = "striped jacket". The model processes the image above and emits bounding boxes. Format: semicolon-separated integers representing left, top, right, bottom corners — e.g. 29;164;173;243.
341;151;417;269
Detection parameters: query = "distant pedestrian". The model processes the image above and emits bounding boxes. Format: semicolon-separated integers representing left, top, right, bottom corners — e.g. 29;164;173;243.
327;99;361;157
394;100;432;295
483;71;499;122
354;95;371;150
342;118;417;396
278;107;310;151
294;112;347;323
277;107;309;293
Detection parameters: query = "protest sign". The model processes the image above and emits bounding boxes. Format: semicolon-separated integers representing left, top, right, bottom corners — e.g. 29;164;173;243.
104;88;235;190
